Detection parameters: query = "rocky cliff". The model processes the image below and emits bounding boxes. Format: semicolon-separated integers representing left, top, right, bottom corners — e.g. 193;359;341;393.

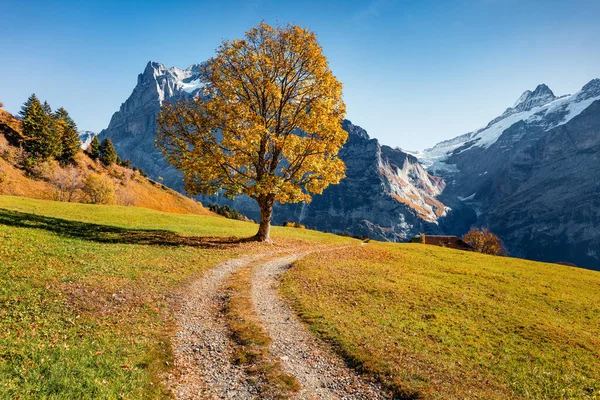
98;62;203;190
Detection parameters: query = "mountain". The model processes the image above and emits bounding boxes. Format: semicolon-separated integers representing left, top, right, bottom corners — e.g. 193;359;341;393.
417;79;600;269
100;61;448;240
78;130;97;150
98;62;203;190
205;120;447;240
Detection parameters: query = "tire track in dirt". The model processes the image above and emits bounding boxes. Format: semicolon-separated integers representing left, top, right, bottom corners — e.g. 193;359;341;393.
252;254;389;399
167;254;268;399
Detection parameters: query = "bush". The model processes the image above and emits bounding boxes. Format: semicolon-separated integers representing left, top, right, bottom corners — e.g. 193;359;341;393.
82;174;116;205
25;159;55;180
284;221;306;229
463;227;507;256
116;188;136;206
49;166;83;202
0;142;16;163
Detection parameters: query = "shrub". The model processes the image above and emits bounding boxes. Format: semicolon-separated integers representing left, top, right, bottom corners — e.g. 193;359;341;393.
82;174;116;205
116;188;136;206
49;166;83;202
25;159;55;180
284;221;306;229
463;227;507;256
0;142;15;163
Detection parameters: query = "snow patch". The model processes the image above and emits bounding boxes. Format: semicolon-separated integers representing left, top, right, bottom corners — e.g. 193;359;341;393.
458;192;476;201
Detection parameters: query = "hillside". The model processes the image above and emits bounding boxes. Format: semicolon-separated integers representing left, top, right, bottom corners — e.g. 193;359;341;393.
282;243;600;399
1;196;598;398
0;196;351;399
0;107;207;215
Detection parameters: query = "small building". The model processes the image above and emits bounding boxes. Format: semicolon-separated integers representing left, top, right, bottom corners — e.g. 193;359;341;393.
411;234;473;251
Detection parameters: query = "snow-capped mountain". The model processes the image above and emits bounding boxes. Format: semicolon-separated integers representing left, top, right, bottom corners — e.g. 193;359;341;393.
417;79;600;174
100;61;448;240
98;62;204;189
78;130;98;150
418;79;600;270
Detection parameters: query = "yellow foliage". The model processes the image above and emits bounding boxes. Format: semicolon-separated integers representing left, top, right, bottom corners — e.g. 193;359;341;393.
463;227;507;256
157;22;347;211
82;174;116;205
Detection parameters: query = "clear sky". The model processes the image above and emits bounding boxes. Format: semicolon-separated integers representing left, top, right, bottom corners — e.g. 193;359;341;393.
2;0;599;150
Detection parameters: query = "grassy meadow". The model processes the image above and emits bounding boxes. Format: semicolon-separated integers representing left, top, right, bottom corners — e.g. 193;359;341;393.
0;195;348;398
281;243;600;399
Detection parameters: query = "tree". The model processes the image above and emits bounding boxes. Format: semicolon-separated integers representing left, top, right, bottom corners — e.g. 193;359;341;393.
99;138;117;166
19;94;62;162
157;23;347;241
50;165;83;202
463;227;507;256
89;136;100;159
54;107;81;164
82;174;116;204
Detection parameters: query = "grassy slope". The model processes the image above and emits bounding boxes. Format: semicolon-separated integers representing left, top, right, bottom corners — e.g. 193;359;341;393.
282;243;600;399
0;107;207;215
0;196;350;399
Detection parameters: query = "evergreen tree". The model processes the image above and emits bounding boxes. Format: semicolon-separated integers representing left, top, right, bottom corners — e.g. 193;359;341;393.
89;136;100;159
19;94;62;162
54;107;81;164
99;138;117;166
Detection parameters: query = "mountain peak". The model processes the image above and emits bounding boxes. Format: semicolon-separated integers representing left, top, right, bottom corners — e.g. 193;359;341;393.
577;78;600;100
343;120;370;140
512;83;556;112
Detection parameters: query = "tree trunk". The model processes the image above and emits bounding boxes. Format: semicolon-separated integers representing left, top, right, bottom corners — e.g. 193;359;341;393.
254;196;274;242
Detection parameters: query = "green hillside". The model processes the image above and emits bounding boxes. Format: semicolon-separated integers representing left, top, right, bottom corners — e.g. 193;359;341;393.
0;196;348;398
282;244;600;399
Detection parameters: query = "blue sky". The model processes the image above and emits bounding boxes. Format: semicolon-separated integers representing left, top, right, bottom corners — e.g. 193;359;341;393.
1;0;599;150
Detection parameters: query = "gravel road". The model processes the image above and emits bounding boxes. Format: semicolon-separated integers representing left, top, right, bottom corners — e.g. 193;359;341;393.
252;254;389;400
167;255;265;399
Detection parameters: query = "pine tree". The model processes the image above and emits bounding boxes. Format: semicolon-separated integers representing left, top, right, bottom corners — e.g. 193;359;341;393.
54;107;81;164
89;136;100;159
19;94;62;162
99;138;117;166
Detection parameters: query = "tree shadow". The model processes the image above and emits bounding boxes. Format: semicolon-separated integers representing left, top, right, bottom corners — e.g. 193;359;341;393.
0;208;252;249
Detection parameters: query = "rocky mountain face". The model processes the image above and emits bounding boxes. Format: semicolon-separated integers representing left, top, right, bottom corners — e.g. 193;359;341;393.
205;120;447;240
98;62;203;190
100;61;448;241
417;79;600;270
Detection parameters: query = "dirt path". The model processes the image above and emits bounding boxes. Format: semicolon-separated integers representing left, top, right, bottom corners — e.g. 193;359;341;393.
252;254;388;400
167;254;267;399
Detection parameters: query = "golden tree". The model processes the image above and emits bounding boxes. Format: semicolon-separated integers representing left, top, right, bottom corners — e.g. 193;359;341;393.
463;227;507;256
157;23;347;241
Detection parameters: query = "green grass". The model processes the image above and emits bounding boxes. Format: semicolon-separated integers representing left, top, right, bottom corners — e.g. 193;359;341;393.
281;243;600;399
0;195;351;244
0;195;350;398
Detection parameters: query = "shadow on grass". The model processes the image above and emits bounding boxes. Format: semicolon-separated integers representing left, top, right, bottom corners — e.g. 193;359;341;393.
0;208;253;248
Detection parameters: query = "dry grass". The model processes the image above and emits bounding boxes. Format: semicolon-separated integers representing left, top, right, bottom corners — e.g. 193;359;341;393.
282;243;600;399
0;119;207;215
